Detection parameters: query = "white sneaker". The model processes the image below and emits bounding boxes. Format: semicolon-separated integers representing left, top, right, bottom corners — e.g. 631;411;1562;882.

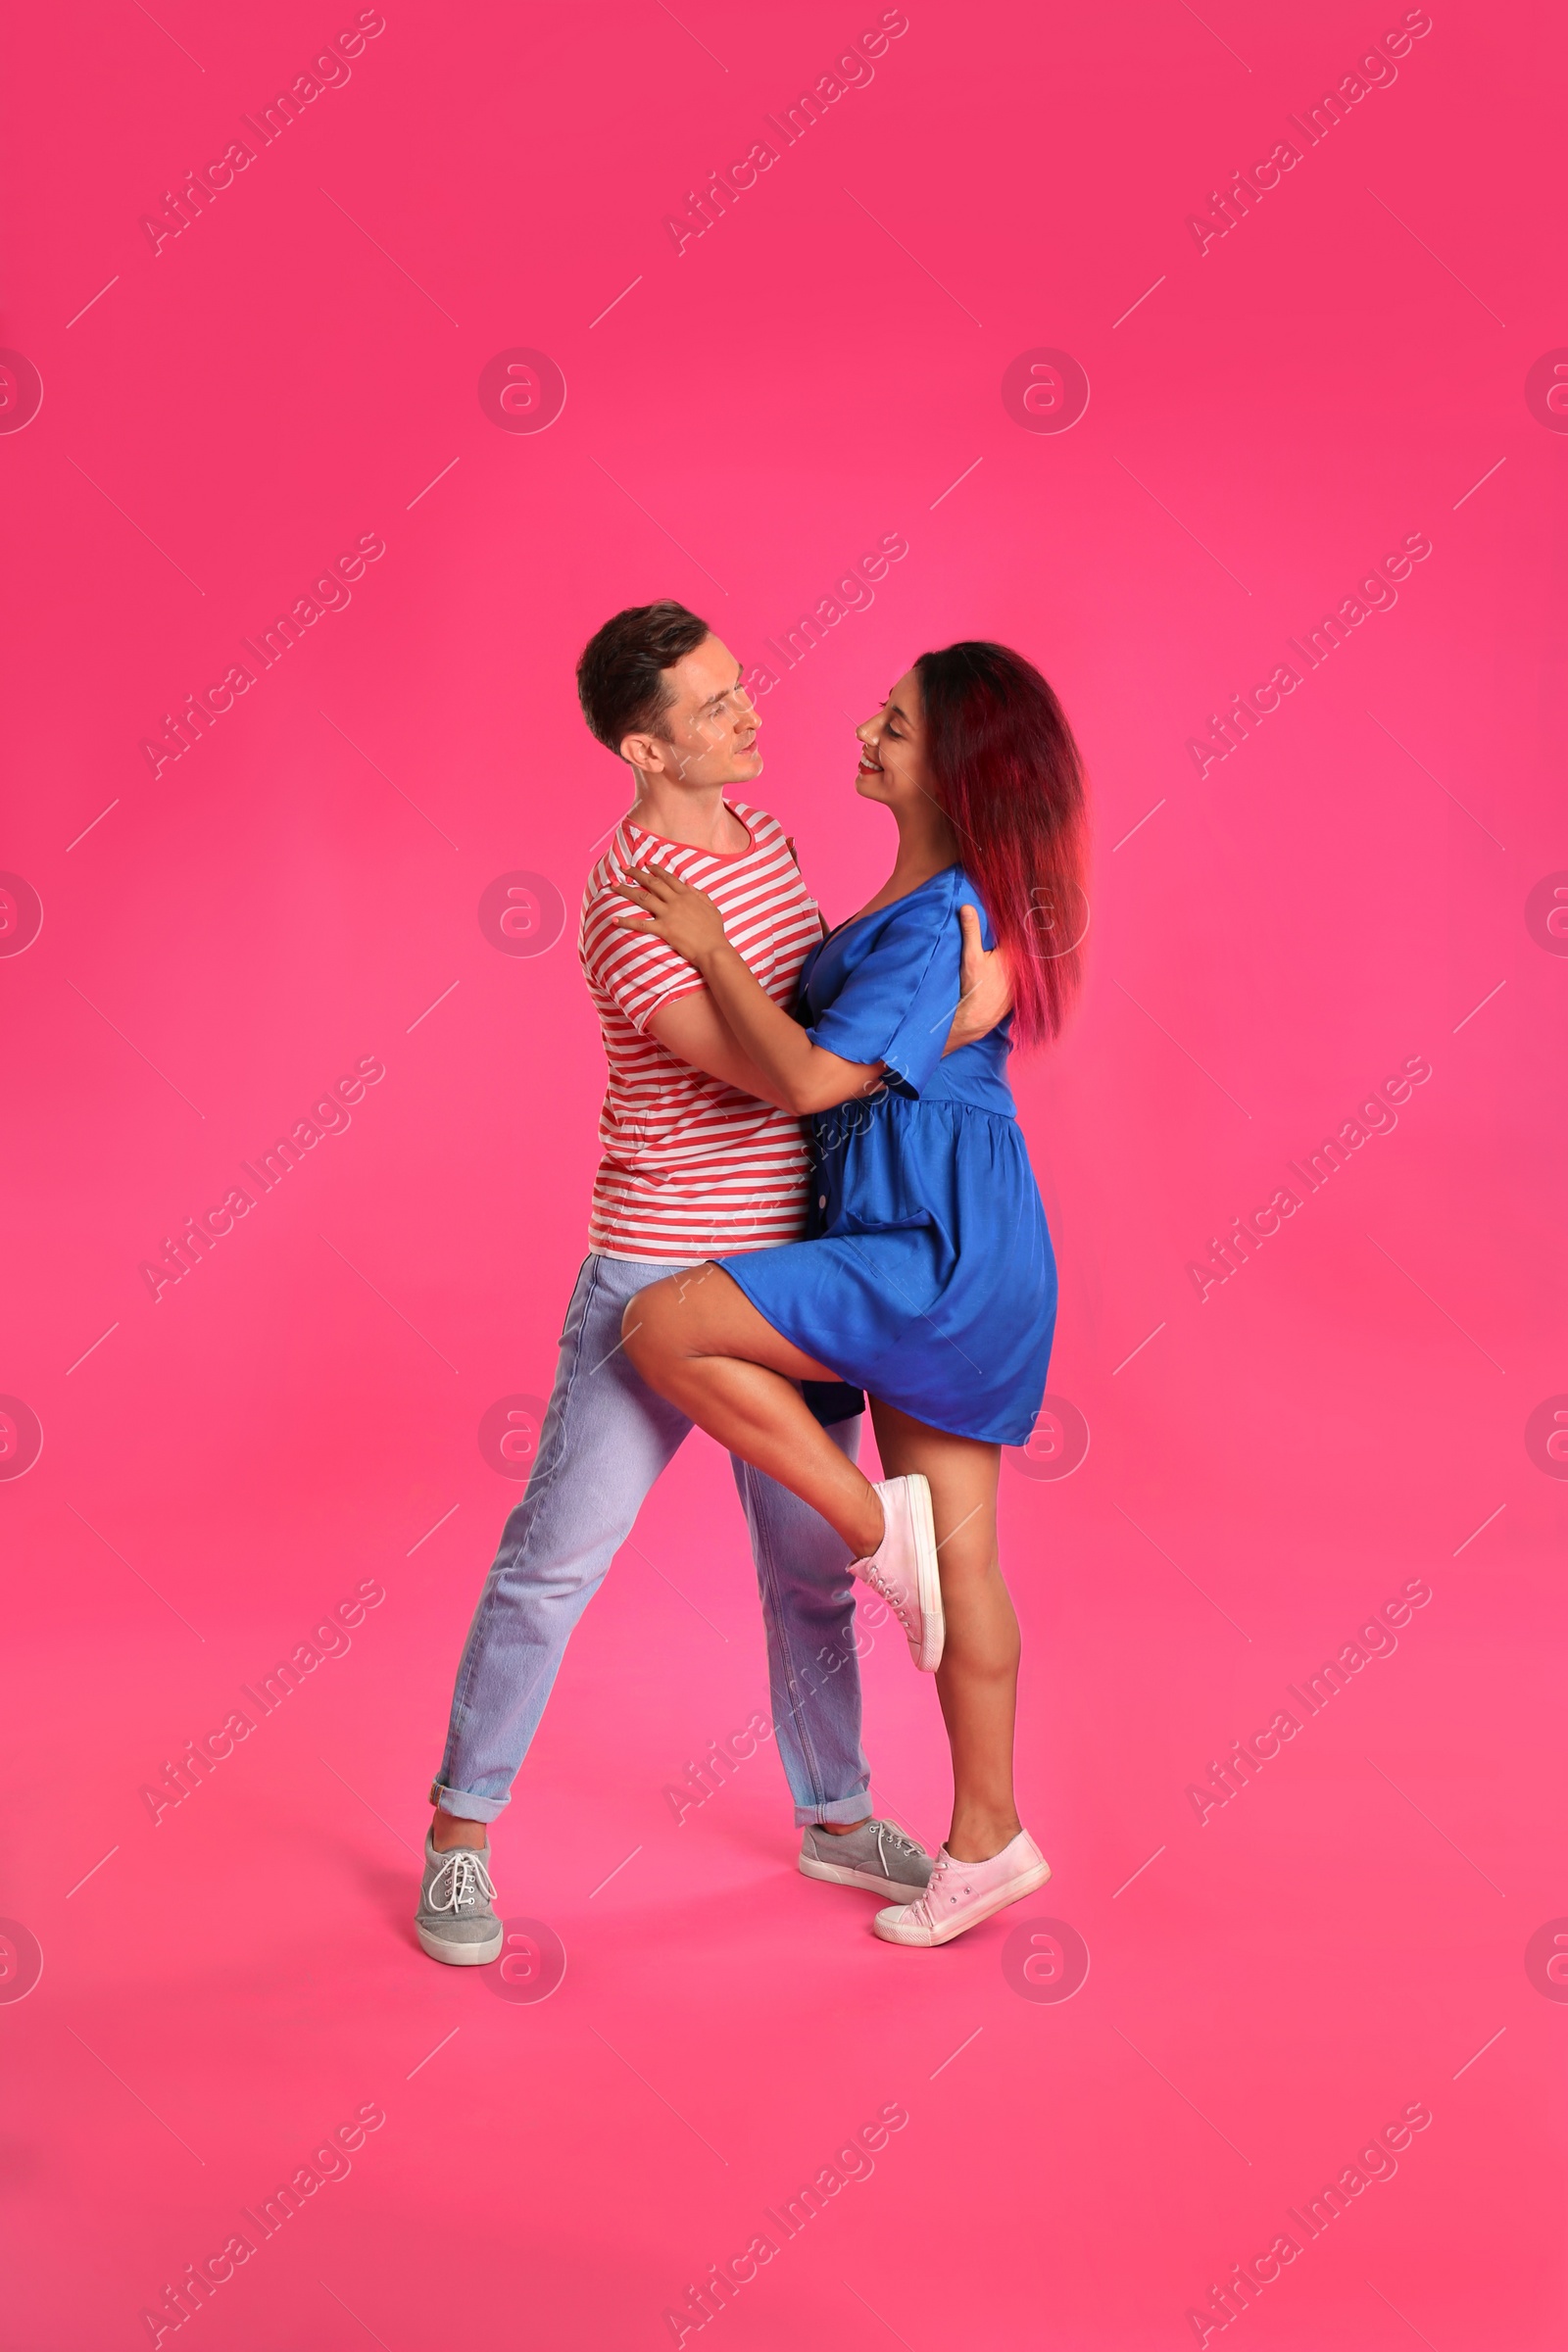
873;1830;1052;1947
850;1474;943;1671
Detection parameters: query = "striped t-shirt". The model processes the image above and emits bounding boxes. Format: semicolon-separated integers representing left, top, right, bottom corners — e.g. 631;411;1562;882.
579;803;822;1263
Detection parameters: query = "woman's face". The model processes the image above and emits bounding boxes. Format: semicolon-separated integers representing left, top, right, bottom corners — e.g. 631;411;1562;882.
856;667;931;809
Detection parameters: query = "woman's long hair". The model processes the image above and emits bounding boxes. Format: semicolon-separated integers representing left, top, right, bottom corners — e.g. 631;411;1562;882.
914;640;1088;1047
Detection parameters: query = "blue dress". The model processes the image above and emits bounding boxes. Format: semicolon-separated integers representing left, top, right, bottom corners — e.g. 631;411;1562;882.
720;864;1056;1445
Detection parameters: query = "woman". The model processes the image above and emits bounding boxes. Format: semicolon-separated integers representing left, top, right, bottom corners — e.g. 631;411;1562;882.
617;641;1087;1947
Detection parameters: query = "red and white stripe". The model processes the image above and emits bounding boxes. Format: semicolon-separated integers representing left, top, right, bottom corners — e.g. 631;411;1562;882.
579;802;823;1263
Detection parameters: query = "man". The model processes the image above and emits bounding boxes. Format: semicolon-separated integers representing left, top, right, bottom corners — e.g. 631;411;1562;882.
416;601;1009;1962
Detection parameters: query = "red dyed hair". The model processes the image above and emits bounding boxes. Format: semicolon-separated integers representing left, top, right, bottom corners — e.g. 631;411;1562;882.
914;640;1089;1047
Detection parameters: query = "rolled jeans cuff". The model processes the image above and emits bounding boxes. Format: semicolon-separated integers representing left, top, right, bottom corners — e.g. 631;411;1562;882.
429;1779;507;1825
795;1790;873;1829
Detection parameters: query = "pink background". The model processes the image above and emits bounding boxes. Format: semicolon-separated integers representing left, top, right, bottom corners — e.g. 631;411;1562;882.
4;1;1566;2344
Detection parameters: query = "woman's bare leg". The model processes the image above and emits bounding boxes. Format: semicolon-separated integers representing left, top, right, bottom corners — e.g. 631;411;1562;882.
870;1399;1021;1864
624;1272;1026;1858
621;1265;885;1557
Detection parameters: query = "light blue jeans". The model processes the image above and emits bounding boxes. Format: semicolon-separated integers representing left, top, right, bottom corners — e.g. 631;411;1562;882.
432;1254;871;1827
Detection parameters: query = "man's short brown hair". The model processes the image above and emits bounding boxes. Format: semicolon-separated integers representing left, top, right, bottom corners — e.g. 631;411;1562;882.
575;601;711;757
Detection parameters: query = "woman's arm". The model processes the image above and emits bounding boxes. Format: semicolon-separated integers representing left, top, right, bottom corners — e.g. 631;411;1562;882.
614;867;885;1115
645;990;795;1110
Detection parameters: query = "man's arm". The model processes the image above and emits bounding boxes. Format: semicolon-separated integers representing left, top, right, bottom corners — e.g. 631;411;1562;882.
647;991;797;1111
943;904;1013;1054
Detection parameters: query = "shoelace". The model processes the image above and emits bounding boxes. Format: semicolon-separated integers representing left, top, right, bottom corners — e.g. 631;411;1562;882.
429;1851;496;1915
859;1562;915;1638
913;1853;976;1921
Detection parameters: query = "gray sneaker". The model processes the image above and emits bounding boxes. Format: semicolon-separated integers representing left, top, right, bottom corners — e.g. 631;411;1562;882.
416;1830;503;1966
798;1818;934;1903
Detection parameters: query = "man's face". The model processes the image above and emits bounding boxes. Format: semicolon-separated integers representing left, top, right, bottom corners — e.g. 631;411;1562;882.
623;635;761;788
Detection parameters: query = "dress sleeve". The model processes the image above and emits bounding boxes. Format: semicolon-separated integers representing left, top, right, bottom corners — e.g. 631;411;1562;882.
805;879;964;1097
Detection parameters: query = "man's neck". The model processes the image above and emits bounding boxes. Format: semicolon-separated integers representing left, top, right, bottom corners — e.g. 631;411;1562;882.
626;773;749;852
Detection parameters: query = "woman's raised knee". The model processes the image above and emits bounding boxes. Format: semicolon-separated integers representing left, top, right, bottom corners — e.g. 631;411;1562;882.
621;1277;678;1373
619;1290;653;1368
